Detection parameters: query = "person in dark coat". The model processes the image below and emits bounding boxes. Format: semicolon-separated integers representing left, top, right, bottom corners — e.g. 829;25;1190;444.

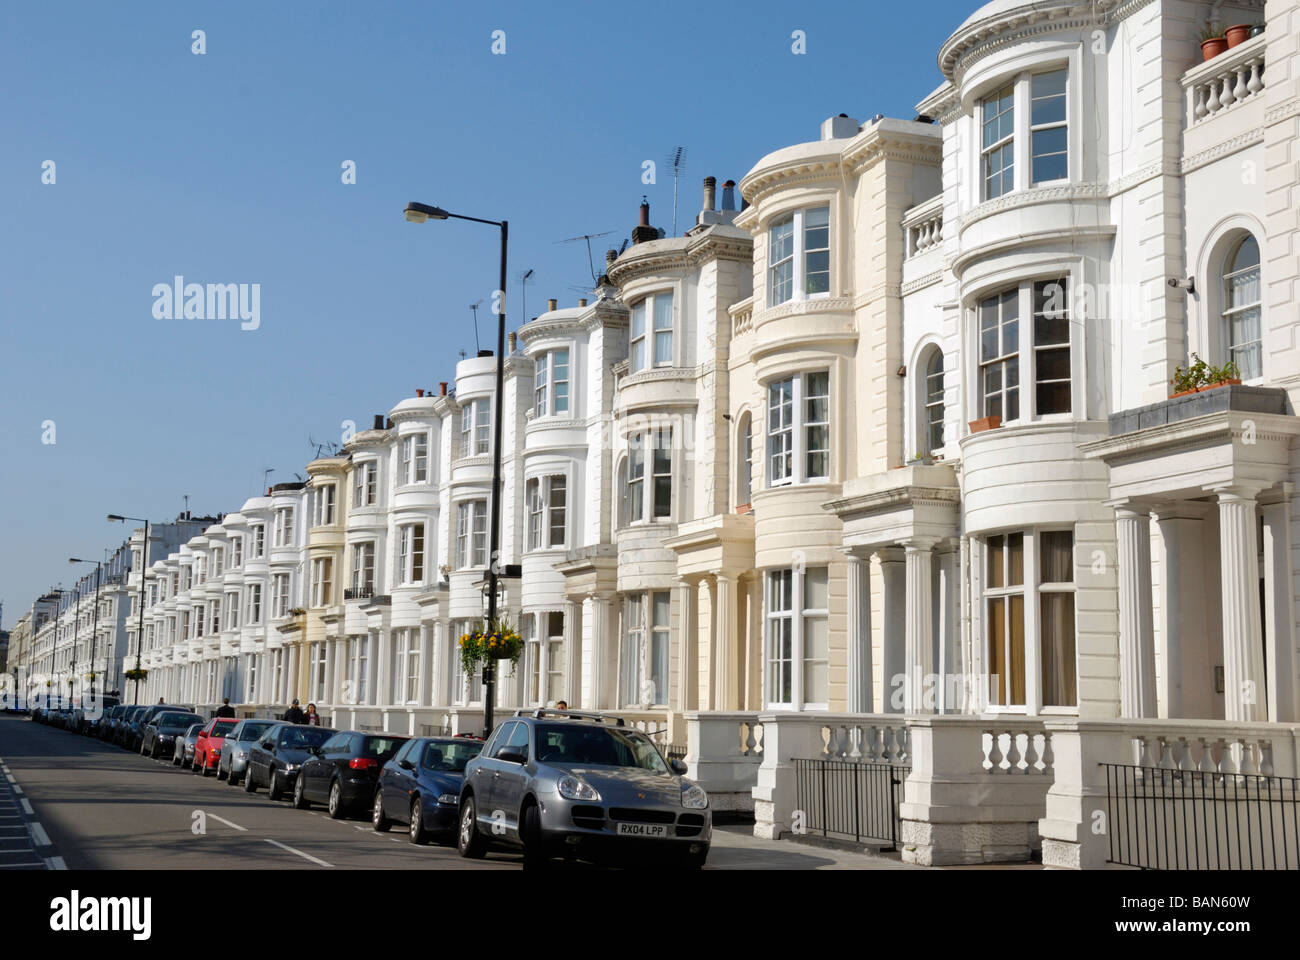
283;699;306;724
215;697;236;719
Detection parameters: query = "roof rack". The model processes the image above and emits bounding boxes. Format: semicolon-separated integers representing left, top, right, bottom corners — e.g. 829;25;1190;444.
515;707;626;726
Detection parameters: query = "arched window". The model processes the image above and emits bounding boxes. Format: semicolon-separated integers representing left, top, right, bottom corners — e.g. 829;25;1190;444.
1223;235;1261;379
921;347;945;455
736;412;752;509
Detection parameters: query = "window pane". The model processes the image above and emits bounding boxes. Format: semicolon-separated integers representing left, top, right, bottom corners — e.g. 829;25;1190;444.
1036;380;1071;415
1007;532;1024;586
1040;593;1077;707
1031;69;1067;123
1040;530;1074;583
988;534;1004;588
987;597;1005;705
1008;594;1025;705
653;294;672;330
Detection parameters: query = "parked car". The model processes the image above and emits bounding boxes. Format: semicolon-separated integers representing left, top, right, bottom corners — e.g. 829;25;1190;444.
80;696;120;737
244;724;336;800
192;717;240;776
457;709;711;868
141;711;203;759
98;705;126;741
371;736;483;843
292;731;409;820
129;704;195;751
114;705;149;748
174;723;205;767
217;719;278;785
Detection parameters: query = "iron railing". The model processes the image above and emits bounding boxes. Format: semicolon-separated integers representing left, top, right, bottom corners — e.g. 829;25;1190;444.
794;758;908;849
1102;763;1300;870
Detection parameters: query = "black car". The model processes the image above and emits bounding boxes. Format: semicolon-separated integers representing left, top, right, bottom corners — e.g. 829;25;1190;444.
126;704;194;751
80;696;121;737
114;706;149;747
293;731;409;820
371;736;484;843
141;711;203;759
244;724;336;801
98;705;125;741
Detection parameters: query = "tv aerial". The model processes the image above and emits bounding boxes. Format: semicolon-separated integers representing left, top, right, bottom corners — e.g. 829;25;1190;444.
556;230;616;286
666;146;686;237
469;299;485;352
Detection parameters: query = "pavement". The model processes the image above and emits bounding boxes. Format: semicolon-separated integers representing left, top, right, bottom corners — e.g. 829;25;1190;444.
0;714;916;871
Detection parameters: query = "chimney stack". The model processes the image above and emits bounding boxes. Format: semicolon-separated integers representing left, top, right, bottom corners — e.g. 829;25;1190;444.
439;382;448;396
578;298;587;307
632;197;658;245
721;180;737;212
639;200;650;226
547;298;557;312
373;414;384;430
416;388;425;397
702;176;717;212
507;330;517;352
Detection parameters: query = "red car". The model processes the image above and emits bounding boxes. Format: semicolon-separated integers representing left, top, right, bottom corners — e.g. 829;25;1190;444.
193;718;239;776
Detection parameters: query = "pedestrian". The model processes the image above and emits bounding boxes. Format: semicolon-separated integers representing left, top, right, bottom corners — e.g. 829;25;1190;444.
216;697;235;719
283;699;306;724
556;700;568;712
305;703;320;726
157;697;165;705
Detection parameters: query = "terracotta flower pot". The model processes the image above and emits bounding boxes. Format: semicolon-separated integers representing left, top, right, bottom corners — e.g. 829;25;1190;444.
1225;24;1251;47
968;415;1002;434
1198;378;1241;392
1202;37;1228;60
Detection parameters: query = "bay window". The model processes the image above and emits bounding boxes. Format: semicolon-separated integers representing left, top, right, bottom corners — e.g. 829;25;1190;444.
351;542;375;594
534;349;570;416
629;292;674;373
1030;69;1068;184
396;522;426;584
225;591;240;629
623;430;672;524
231;535;242;568
982;84;1015;199
765;566;828;709
982;67;1071;201
978;278;1072;423
767;371;831;485
460;399;490;456
768;206;830;305
311;557;333;607
309;643;326;702
313;483;336;526
392;629;419;704
456;501;487;569
251;525;265;558
246;583;262;624
984;529;1076;710
273;507;294;547
353;462;377;507
525;476;567;550
619;592;669;707
401;434;429;485
271;573;290;619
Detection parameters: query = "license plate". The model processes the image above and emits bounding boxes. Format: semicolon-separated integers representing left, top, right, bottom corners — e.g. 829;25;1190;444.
616;822;668;838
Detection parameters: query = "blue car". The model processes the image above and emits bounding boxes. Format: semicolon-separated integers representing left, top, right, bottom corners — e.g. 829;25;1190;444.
372;736;484;844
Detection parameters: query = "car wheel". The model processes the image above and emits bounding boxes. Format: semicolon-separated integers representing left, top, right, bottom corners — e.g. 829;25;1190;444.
150;744;159;760
172;754;180;766
228;768;242;787
244;766;258;793
372;790;390;832
293;776;310;810
200;758;211;777
267;771;283;801
217;764;228;781
520;802;547;870
327;780;345;819
408;798;429;845
457;794;488;859
676;847;708;870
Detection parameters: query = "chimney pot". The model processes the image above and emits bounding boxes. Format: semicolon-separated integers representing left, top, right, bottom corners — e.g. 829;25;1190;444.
702;176;717;212
547;298;557;312
606;249;617;264
440;382;448;396
639;199;650;226
416;388;425;397
721;180;737;212
578;298;587;307
373;414;384;430
507;330;517;352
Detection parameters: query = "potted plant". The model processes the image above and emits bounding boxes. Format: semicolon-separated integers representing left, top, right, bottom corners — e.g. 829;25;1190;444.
124;667;148;682
1200;26;1228;61
1225;23;1252;46
458;617;524;677
968;414;1002;434
1169;354;1241;397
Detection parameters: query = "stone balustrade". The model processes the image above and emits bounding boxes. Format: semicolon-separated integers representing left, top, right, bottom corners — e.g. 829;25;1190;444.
683;711;765;814
902;196;944;259
1184;34;1266;126
729;297;754;338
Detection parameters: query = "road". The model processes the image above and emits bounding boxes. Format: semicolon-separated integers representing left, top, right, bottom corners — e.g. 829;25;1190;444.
0;714;911;870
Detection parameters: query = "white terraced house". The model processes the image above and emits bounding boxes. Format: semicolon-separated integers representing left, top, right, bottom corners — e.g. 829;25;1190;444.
21;0;1300;871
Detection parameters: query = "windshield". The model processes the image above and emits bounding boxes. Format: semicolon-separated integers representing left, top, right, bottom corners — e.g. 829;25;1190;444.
532;724;668;773
158;714;201;731
421;740;482;772
279;727;333;748
206;721;237;738
237;722;273;742
186;724;204;737
360;736;409;762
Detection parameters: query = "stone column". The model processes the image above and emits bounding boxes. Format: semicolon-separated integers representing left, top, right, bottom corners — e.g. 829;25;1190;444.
1114;503;1157;718
878;548;906;713
587;594;614;711
563;599;581;707
713;573;736;711
1214;486;1266;722
746;576;762;710
1261;492;1297;722
903;539;937;713
675;579;696;713
416;625;431;708
937;545;958;713
844;551;873;713
1152;503;1208;718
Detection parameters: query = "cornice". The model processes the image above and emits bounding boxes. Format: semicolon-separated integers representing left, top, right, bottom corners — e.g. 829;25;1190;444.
902;270;945;296
956;181;1107;232
1265;95;1300;127
1180;128;1265;175
740;160;844;208
607;232;753;287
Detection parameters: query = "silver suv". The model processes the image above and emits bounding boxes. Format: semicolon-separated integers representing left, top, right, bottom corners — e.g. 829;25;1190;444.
457;709;710;869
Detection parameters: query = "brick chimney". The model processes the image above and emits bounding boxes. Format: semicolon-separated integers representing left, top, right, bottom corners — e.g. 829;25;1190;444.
631;197;658;245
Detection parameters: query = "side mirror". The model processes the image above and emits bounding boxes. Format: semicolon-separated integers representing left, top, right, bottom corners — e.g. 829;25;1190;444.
498;748;526;765
398;759;415;771
669;758;688;776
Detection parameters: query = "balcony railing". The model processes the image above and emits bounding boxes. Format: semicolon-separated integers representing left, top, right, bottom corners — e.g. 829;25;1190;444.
344;586;374;601
1184;34;1266;126
902;195;944;260
729;297;754;338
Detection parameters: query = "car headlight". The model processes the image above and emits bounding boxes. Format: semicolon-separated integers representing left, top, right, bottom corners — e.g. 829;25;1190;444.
437;793;458;805
682;782;709;809
234;749;246;759
284;763;298;772
557;775;601;801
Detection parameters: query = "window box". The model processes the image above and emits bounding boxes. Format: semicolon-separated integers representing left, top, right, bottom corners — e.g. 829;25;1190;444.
1169;378;1240;400
968;415;1002;434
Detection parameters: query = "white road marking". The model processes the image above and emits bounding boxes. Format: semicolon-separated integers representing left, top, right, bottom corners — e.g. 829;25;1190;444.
353;823;369;831
28;823;51;846
4;774;14;784
263;838;332;867
11;785;21;795
19;800;33;816
206;813;247;832
45;856;67;870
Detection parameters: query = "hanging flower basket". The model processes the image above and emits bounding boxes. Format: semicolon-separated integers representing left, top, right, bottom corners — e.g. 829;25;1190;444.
458;617;524;676
124;668;149;682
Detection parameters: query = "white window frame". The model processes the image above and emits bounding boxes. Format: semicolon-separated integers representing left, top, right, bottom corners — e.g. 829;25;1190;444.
460;399;490;456
623;430;672;525
251;525;265;559
351;542;375;594
246;583;262;625
975;277;1074;425
764;566;829;710
401;433;430;485
766;371;831;486
456;501;487;569
767;206;831;307
271;573;290;619
273;507;294;547
353;462;377;508
313;484;337;526
311;557;333;607
396;522;426;585
525;475;568;550
1222;234;1262;380
534;348;572;416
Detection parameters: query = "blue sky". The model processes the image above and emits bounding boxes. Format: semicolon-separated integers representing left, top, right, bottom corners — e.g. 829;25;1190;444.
0;0;975;626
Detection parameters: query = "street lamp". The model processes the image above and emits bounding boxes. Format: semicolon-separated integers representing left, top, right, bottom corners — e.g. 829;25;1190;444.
108;514;151;705
69;557;103;703
404;200;507;736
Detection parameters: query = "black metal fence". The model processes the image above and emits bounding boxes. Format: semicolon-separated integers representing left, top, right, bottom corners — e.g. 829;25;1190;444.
1102;763;1300;870
794;758;908;849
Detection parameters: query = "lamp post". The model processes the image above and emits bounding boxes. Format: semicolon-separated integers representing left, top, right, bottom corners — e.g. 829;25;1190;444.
404;200;507;736
69;557;103;703
108;514;151;705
